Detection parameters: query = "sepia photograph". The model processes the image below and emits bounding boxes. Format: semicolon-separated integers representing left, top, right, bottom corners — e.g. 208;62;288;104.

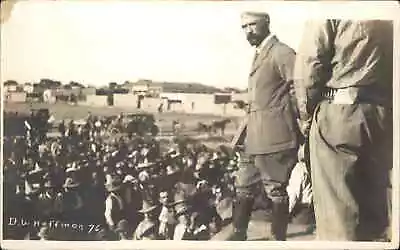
1;0;399;249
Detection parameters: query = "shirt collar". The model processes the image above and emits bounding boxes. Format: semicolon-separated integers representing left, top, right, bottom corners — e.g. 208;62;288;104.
255;33;274;54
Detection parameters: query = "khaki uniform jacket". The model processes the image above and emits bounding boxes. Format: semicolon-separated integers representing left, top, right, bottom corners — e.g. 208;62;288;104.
245;35;299;154
293;20;393;120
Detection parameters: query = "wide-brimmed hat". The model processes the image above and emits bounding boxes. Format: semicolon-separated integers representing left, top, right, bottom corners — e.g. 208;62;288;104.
128;151;139;158
37;225;50;238
63;177;80;188
44;180;56;188
115;161;124;168
29;163;45;175
138;170;150;182
166;165;179;175
175;203;189;216
123;174;137;184
173;192;190;216
25;184;40;196
138;200;158;213
65;162;79;173
137;161;155;169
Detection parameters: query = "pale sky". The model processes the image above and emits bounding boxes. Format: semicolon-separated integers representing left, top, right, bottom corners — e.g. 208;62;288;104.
1;1;398;88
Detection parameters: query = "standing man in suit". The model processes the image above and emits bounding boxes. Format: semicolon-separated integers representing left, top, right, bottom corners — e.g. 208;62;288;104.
228;12;300;241
294;20;393;241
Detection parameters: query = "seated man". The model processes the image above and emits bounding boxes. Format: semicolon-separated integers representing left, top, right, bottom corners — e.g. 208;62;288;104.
133;200;159;240
286;144;314;225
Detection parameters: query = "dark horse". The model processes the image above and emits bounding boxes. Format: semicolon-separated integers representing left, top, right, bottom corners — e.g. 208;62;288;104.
196;122;213;135
211;118;231;136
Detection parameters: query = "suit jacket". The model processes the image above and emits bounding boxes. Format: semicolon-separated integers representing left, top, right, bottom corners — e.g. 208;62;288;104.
245;35;299;154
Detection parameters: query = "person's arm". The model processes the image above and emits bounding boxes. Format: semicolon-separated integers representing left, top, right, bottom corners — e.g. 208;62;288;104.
276;45;299;118
104;196;114;229
294;20;337;130
287;163;302;214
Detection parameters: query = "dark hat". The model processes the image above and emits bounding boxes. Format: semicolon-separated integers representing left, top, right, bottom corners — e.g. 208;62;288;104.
138;200;158;213
63;177;80;188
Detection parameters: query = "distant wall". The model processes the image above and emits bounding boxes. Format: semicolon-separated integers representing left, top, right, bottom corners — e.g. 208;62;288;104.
113;94;138;107
142;97;162;112
79;93;245;116
5;92;27;103
81;95;108;106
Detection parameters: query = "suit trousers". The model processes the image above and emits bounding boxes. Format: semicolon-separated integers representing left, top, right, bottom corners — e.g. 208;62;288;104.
309;100;392;241
235;149;297;202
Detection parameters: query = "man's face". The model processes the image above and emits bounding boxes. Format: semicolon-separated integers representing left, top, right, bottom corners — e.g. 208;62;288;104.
241;16;269;47
159;192;168;205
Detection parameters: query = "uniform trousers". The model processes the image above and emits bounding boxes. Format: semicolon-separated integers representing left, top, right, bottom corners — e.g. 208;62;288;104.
235;149;297;204
309;100;392;241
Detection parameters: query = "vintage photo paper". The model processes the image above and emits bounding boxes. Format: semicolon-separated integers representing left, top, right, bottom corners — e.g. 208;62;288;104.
1;0;399;250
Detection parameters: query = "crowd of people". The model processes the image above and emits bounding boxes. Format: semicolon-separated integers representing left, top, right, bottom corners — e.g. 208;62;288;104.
3;112;312;241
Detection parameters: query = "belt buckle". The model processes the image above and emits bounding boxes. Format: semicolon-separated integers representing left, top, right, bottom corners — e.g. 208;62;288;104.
332;88;356;105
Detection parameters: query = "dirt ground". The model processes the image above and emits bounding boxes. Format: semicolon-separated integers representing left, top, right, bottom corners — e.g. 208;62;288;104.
3;102;243;148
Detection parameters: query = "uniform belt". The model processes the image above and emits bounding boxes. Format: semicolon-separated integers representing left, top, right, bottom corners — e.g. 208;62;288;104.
321;86;389;106
321;88;338;100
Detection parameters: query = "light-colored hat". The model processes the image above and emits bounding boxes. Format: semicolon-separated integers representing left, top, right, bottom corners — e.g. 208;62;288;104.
240;11;270;23
138;171;150;182
128;151;139;158
159;191;168;200
137;161;155;169
115;162;124;168
166;165;179;175
37;225;50;238
167;148;176;154
44;180;56;188
138;200;158;213
63;177;80;188
29;163;44;175
123;174;137;184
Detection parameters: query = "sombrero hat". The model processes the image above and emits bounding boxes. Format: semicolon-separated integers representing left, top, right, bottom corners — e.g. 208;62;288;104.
37;225;50;238
123;174;137;184
173;193;190;216
166;165;179;175
138;200;158;213
138;170;150;182
44;180;56;188
28;163;45;175
171;191;189;206
137;161;155;169
63;177;80;188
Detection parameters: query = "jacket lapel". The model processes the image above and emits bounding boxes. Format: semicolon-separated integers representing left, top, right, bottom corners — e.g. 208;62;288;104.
250;35;278;76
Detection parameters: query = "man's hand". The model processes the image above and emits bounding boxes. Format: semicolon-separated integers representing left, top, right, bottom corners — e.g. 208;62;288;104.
297;118;312;138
